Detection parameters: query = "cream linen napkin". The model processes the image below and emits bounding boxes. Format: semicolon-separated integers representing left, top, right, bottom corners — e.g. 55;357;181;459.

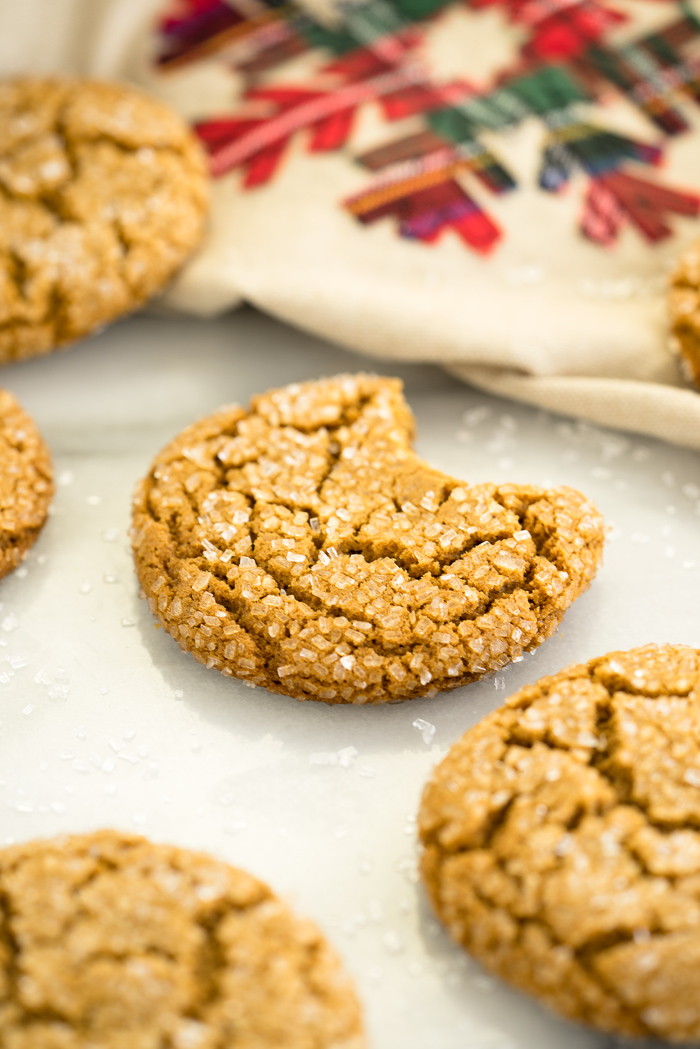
4;0;700;449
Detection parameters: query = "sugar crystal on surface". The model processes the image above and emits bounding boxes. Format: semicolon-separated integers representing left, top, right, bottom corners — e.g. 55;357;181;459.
412;718;436;744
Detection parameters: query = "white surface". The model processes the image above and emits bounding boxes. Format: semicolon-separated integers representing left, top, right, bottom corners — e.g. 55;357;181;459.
1;307;699;1049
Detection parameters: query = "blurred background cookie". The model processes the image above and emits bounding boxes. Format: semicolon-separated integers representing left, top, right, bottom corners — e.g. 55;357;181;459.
0;830;365;1048
0;77;208;364
132;374;604;704
669;238;700;388
419;643;700;1043
0;387;52;580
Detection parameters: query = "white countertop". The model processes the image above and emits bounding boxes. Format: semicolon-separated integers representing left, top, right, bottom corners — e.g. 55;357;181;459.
2;306;698;1049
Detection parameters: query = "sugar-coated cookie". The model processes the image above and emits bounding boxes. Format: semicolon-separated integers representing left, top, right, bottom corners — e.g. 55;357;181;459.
669;238;700;387
419;644;700;1042
0;830;365;1048
0;77;208;363
0;388;52;580
132;374;603;703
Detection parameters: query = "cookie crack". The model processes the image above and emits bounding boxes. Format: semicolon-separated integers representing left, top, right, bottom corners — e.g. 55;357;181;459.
221;550;537;668
431;840;653;1035
4;249;31;303
190;904;234;1019
490;678;700;837
187;899;334;1045
492;487;586;580
156;512;564;695
590;687;700;834
0;876;21;1017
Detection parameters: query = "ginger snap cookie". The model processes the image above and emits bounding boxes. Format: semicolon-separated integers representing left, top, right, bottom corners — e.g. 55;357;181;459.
132;374;603;703
0;830;365;1049
669;238;700;388
0;77;208;364
419;643;700;1042
0;388;52;581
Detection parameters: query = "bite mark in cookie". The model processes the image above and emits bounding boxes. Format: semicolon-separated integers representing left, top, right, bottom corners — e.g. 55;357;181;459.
132;375;604;704
419;644;700;1042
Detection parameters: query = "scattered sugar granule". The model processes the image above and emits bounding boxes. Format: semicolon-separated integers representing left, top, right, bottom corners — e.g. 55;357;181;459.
412;718;436;744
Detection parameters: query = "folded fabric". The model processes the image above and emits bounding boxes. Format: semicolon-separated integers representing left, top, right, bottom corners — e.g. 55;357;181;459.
5;0;700;449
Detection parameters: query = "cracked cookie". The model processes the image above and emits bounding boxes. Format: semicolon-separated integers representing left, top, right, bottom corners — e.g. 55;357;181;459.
0;388;52;581
419;643;700;1043
0;830;365;1049
669;238;700;388
0;77;208;364
132;374;604;703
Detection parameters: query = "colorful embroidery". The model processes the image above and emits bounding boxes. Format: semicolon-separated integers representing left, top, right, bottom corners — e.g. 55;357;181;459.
155;0;700;251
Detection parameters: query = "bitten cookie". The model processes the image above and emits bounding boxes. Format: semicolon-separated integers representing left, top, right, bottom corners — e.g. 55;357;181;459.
132;374;604;703
0;77;208;363
419;644;700;1043
0;388;52;580
0;830;365;1049
669;239;700;387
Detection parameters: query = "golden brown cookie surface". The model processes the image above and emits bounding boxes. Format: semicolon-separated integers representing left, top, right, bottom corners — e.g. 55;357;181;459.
0;830;364;1049
669;239;700;387
0;388;52;580
132;374;604;703
0;77;208;363
419;643;700;1043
